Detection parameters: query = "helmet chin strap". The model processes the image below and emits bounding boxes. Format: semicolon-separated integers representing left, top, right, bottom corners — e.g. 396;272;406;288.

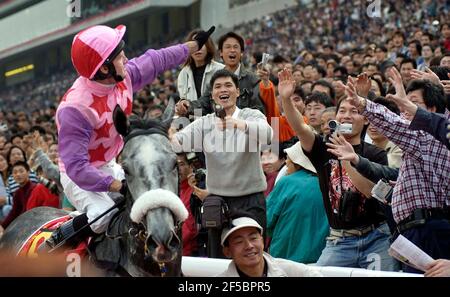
93;39;126;82
108;63;124;82
93;63;124;82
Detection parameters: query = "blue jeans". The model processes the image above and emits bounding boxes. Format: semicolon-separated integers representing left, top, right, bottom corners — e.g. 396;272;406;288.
316;223;400;271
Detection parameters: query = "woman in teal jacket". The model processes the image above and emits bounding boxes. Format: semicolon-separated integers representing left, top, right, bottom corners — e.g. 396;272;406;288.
267;142;329;263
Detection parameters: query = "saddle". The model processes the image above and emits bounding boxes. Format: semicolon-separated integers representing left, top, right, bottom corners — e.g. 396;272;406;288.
18;215;90;258
18;208;129;274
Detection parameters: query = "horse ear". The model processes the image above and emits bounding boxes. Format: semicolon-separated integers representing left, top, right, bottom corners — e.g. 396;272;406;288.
113;104;129;137
161;98;175;129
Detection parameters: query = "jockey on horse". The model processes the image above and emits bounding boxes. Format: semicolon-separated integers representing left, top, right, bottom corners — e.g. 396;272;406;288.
45;24;215;250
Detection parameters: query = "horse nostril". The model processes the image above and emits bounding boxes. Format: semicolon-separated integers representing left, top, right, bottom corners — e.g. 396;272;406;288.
146;236;158;254
168;231;181;250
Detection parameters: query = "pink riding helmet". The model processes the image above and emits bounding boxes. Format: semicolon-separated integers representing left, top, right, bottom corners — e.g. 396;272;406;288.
71;25;126;79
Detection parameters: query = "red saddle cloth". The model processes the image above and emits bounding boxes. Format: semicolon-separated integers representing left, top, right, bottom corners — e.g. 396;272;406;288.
18;216;89;258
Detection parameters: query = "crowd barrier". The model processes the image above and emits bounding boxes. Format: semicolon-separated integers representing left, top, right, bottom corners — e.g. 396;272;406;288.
181;256;422;277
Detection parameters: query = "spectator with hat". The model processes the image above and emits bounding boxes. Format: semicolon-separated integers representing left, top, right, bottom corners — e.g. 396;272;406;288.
266;141;328;264
217;213;322;277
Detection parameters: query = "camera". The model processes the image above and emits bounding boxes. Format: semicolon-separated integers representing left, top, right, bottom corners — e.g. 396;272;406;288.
214;104;226;120
338;190;363;223
194;168;207;184
328;120;353;135
257;52;271;70
38;176;59;194
371;179;393;204
186;152;207;184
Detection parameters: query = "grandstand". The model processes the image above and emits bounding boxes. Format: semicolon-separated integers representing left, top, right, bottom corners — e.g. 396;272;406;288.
0;0;448;115
0;0;199;113
0;0;201;86
0;0;298;113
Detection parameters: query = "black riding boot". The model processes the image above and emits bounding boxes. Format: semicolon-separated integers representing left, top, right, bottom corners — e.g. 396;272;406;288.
45;213;94;251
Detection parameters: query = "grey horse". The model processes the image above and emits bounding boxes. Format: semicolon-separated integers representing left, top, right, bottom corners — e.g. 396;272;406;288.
0;101;187;276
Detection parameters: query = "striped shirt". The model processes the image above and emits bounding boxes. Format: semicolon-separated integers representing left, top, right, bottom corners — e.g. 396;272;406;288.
363;100;450;223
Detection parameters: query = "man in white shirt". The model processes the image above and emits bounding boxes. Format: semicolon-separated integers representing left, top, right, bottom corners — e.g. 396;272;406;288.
218;214;322;277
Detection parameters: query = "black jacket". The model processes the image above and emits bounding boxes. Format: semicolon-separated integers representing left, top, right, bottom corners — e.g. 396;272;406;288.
355;156;399;183
409;107;450;150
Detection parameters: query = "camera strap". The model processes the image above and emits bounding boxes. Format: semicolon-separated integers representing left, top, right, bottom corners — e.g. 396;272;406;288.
338;160;344;196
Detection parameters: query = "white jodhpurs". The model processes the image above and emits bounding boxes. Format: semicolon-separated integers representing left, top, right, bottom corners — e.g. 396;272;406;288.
60;159;125;234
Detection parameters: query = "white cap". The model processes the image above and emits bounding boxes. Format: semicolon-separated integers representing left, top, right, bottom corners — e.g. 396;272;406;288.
284;142;316;174
220;217;263;246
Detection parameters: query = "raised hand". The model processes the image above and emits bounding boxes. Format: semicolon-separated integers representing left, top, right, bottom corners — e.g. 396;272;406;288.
410;67;440;85
355;72;371;97
326;133;360;164
256;64;270;87
277;68;296;100
344;76;366;113
386;67;416;115
31;131;47;152
387;67;407;99
193;26;216;50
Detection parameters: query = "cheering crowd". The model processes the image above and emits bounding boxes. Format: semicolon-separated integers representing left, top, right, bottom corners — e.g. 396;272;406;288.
0;0;449;277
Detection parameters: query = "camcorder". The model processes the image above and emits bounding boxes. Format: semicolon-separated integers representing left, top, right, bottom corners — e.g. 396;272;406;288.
186;152;206;184
328;120;353;135
324;120;353;144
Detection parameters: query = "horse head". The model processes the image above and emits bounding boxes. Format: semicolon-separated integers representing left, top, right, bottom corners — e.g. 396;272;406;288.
113;99;187;270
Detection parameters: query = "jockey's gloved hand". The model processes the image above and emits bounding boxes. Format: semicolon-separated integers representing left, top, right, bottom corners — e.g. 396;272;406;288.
193;26;215;50
120;179;128;196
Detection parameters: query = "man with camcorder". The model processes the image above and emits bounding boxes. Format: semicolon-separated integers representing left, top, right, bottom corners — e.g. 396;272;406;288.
279;69;398;271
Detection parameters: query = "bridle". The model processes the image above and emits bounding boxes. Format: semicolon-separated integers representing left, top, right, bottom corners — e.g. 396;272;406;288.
106;124;181;276
123;126;168;144
121;124;182;236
